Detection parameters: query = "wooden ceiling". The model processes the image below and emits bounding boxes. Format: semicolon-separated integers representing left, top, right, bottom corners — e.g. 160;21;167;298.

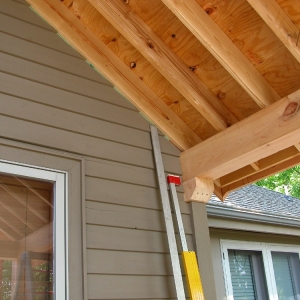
26;0;300;201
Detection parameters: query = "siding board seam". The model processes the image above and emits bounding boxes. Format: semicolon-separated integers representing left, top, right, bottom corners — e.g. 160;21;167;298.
0;46;110;85
0;22;81;61
0;91;143;131
0;11;55;34
86;223;194;237
86;247;182;255
85;200;189;215
0;110;151;150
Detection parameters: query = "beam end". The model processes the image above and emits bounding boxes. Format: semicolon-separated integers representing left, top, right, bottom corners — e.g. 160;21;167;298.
183;177;214;203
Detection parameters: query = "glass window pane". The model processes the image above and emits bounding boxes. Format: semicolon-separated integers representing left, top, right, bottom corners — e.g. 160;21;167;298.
272;252;300;300
0;174;54;300
228;250;269;300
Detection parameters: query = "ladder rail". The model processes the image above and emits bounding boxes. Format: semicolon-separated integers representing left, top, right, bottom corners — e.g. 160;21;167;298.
150;125;186;300
169;182;188;252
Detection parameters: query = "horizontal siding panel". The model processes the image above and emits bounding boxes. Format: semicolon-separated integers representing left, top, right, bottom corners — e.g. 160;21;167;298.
0;94;151;150
86;225;194;253
0;52;113;104
0;93;179;156
87;274;177;299
86;202;192;234
0;12;80;58
85;177;190;214
0;70;181;153
0;73;145;127
0;32;103;84
0;115;178;172
0;52;112;98
85;158;182;188
1;0;53;31
87;249;173;276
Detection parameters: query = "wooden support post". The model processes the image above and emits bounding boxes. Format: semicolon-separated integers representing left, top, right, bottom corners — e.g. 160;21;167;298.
183;177;214;203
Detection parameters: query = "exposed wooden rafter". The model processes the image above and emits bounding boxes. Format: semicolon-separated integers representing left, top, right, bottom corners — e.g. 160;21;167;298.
88;0;238;131
161;0;280;107
24;0;300;202
27;0;201;151
181;89;300;199
216;154;300;200
248;0;300;64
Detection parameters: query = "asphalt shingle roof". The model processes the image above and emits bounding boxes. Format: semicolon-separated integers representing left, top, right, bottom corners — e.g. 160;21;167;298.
208;185;300;218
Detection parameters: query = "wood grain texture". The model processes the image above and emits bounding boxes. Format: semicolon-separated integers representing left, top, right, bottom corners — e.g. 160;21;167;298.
181;89;300;181
247;0;300;64
125;0;260;122
89;0;238;131
26;0;201;150
196;0;300;99
219;154;300;199
1;4;194;300
219;146;300;187
162;0;280;107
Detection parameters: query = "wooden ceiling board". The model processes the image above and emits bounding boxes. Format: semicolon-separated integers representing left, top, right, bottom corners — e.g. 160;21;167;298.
68;0;215;140
123;0;257;122
25;0;300;200
198;0;300;99
276;0;300;27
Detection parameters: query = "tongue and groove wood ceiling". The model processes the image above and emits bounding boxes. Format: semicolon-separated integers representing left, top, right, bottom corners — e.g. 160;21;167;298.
26;0;300;200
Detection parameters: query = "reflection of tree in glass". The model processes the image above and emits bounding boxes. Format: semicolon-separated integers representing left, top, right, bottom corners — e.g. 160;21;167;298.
32;260;53;300
1;260;12;300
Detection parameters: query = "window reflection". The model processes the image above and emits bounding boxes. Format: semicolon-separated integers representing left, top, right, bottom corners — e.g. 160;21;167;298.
0;174;53;300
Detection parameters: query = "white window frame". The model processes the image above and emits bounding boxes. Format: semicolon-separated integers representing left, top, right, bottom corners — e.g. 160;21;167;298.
0;159;68;300
221;239;300;300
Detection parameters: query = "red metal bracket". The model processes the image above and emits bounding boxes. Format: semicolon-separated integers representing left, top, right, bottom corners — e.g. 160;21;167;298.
167;175;181;186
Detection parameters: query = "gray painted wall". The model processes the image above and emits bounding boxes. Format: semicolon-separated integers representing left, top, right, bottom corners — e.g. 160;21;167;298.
0;1;208;299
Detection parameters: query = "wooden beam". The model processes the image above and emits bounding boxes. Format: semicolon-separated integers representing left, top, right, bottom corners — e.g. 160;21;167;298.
26;0;201;151
88;0;238;131
219;154;300;200
247;0;300;64
180;89;300;182
183;177;214;203
161;0;281;107
219;146;300;187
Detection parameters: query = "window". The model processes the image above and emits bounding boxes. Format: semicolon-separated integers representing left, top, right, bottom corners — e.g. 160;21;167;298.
0;161;67;300
221;240;300;300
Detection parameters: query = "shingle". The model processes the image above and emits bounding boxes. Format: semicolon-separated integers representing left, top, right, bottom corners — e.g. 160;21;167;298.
208;185;300;218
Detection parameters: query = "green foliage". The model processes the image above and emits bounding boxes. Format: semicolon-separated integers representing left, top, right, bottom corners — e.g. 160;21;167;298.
255;165;300;198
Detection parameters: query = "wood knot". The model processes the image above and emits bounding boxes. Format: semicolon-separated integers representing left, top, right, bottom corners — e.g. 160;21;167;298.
111;38;117;42
203;5;214;15
283;102;299;118
130;62;136;68
123;0;129;4
147;42;154;49
189;66;196;72
171;33;176;38
217;91;226;99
